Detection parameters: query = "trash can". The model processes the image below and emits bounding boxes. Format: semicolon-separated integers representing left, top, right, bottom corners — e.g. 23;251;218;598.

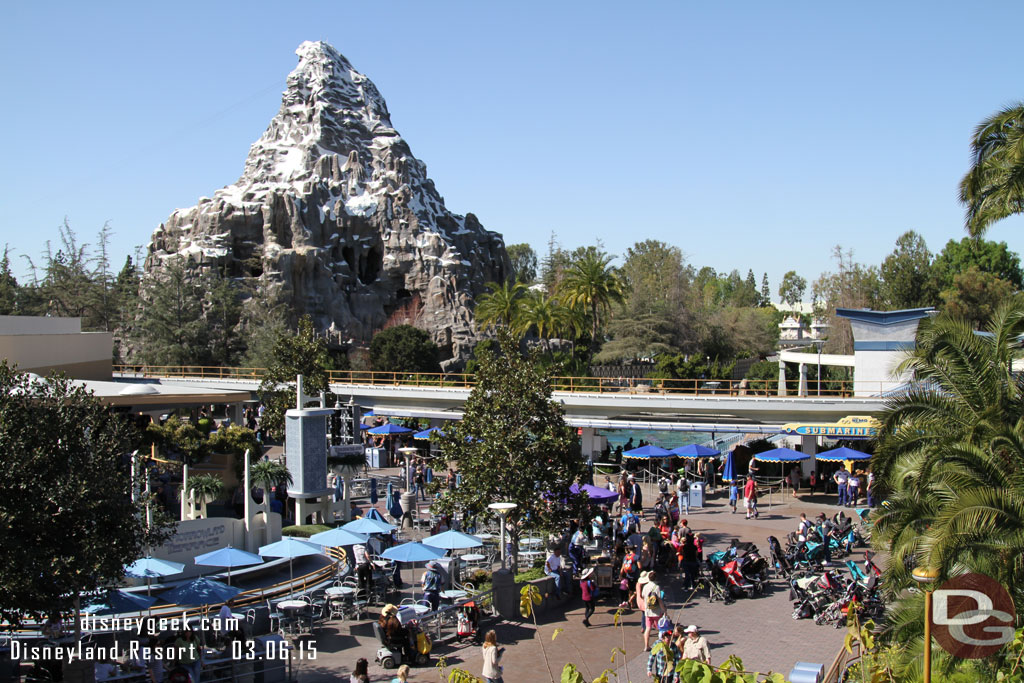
788;662;823;683
689;481;706;509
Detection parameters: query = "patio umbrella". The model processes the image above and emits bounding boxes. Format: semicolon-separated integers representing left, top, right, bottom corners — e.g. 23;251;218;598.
83;589;158;615
381;542;446;597
370;477;379;504
162;577;242;607
569;483;618;503
671;444;721;458
422;530;483;551
194;546;263;586
360;423;370;430
386;486;403;520
365;507;389;523
753;447;810;462
343;516;396;534
125;556;186;596
366;424;413;435
258;537;323;585
623;445;673;459
816;447;872;462
414;427;445;439
721;450;736;483
309;527;368;547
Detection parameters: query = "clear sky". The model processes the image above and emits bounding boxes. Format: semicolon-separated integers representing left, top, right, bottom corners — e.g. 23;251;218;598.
3;1;1024;295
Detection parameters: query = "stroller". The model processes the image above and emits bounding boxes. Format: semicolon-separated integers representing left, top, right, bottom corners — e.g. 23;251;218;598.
790;568;846;620
374;619;431;669
456;602;482;644
767;536;795;579
736;552;770;595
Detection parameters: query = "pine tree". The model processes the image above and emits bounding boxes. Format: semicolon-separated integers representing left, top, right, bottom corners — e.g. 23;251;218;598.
134;258;210;366
0;247;18;315
760;272;771;307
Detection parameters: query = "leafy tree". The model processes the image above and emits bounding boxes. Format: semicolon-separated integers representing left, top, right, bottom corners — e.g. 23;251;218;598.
0;246;18;315
931;236;1023;293
778;271;807;309
369;324;441;373
557;250;624;349
939;267;1017;328
506;243;538;284
872;300;1024;618
257;315;334;439
811;247;882;353
620;240;692;317
0;363;173;624
250;460;292;518
134;258;210;366
594;312;681;363
474;280;527;331
959;102;1024;237
431;330;584;568
879;230;937;309
703;307;779;360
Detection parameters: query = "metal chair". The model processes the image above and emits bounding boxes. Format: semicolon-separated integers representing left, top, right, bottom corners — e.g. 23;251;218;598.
266;599;283;633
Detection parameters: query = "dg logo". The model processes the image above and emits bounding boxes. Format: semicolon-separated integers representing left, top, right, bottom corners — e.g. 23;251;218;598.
932;573;1016;659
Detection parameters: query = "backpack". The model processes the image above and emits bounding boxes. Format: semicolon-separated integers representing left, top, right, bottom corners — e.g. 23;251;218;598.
423;569;441;592
645;588;659;609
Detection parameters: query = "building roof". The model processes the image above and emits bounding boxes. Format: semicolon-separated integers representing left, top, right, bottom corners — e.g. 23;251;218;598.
834;307;935;325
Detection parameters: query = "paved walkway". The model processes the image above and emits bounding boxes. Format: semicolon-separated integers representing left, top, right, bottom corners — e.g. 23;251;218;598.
288;480;860;682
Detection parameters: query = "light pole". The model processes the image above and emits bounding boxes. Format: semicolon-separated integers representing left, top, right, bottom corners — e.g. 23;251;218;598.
912;567;940;683
397;447;419;490
813;340;824;396
488;502;517;570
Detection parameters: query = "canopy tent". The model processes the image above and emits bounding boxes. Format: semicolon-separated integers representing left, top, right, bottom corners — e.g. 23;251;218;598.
622;445;673;459
752;447;810;463
570;483;618;503
815;447;872;462
671;444;721;459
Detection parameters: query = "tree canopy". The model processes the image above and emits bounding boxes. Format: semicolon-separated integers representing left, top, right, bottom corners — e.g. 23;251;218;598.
369;324;441;374
960;102;1024;237
431;330;584;564
0;364;172;624
257;315;335;438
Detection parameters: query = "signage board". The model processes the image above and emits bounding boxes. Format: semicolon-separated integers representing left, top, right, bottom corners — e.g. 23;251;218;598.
781;415;880;438
932;573;1016;659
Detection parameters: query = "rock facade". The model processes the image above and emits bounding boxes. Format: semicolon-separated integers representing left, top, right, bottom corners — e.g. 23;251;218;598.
145;41;508;368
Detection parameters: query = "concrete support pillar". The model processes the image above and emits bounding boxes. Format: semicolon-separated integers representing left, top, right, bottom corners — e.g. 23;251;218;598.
777;361;787;396
342;475;352;522
228;402;243;427
581;427;596;459
243;450;254;552
180;463;189;521
798;364;808;397
800;435;818;475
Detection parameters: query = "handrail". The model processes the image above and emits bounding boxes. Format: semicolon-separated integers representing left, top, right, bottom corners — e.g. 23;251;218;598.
112;365;893;398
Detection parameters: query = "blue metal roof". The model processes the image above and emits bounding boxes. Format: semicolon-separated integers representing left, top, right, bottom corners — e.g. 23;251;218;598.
835;307;935;325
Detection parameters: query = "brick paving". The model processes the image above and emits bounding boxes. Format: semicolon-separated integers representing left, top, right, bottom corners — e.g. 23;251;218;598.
288;477;862;681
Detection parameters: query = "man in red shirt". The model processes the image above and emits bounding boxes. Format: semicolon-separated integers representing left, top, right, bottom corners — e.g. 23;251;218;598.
743;477;758;519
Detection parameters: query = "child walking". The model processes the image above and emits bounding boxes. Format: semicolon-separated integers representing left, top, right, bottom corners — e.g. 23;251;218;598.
729;482;738;514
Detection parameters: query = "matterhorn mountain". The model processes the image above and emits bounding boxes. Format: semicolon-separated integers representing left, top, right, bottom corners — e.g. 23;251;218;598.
145;41;508;368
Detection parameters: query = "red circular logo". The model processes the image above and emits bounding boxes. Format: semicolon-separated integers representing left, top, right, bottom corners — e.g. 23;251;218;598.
931;573;1016;659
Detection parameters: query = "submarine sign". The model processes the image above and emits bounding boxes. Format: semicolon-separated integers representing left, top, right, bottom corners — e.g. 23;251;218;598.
781;415;879;438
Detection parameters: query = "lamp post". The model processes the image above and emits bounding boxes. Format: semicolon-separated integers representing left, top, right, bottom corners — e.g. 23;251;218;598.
912;566;940;683
488;502;517;570
397;447;419;490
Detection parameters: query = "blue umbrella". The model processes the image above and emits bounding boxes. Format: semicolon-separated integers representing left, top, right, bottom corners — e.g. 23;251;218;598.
386;485;403;520
570;483;618;503
414;427;445;439
195;546;263;586
816;447;872;462
364;507;390;523
125;556;186;596
367;424;413;435
753;447;810;463
259;537;323;584
162;577;242;607
722;450;736;483
422;530;482;551
381;542;446;597
309;527;368;547
83;590;158;615
370;478;379;504
623;444;673;459
360;423;370;430
342;516;396;534
671;444;721;458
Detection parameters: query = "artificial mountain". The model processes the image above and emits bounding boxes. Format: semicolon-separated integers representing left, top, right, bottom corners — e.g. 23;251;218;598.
145;41;508;369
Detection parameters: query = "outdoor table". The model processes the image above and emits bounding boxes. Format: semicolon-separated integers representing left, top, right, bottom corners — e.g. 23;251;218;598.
518;550;543;562
371;559;390;569
476;533;495;541
521;538;543;548
460;553;486;566
439;589;467;601
325;586;355;597
398;604;429;624
276;600;307;610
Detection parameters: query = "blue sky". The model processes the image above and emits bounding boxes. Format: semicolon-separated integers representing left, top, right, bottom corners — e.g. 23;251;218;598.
2;1;1023;296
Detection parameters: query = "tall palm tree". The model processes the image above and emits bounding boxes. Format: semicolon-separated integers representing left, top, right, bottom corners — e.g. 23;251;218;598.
474;280;526;331
960;102;1024;237
872;299;1024;617
557;252;624;347
514;290;581;350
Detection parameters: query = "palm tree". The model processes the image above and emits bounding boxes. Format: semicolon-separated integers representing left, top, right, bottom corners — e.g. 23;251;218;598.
557;252;624;348
871;299;1024;619
960;102;1024;237
249;459;292;519
474;280;526;331
514;291;579;350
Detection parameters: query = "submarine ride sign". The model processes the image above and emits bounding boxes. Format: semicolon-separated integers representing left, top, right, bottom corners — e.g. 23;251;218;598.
782;415;880;438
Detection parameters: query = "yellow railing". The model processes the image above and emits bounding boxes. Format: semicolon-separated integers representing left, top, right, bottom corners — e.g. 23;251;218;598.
113;365;865;397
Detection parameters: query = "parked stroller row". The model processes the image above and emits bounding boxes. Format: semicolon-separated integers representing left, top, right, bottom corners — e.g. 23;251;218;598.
788;553;884;627
694;540;771;604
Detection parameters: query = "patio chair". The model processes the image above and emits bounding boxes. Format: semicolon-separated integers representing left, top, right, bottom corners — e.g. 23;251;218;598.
266;599;284;633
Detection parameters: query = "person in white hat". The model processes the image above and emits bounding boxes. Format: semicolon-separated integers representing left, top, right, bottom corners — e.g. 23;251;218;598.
579;567;597;627
680;624;711;664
